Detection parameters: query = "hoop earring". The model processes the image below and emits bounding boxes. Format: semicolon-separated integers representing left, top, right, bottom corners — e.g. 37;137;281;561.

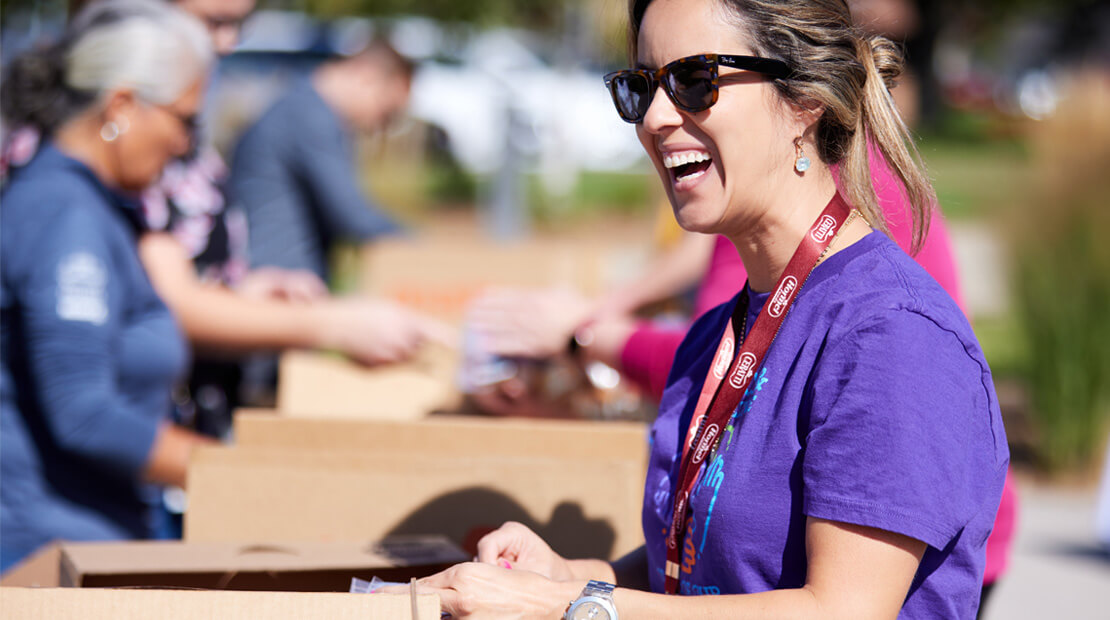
794;138;811;173
99;116;130;143
100;122;120;142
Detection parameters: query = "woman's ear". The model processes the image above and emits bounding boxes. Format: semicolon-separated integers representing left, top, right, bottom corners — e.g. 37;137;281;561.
792;98;825;140
100;89;139;127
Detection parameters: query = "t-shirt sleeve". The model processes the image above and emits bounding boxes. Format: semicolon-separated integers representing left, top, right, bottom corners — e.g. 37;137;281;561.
802;309;1008;550
15;207;162;478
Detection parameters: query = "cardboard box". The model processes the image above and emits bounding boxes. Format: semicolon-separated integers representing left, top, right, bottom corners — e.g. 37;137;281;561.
0;587;439;619
276;346;461;420
53;537;464;591
360;238;639;323
2;537;463;592
233;409;649;467
185;445;645;560
0;542;61;588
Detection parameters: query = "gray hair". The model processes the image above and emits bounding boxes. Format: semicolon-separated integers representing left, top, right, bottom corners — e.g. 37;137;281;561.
2;0;214;133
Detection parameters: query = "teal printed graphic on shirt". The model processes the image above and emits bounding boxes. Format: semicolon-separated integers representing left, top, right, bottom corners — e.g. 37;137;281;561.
695;366;770;554
674;366;771;595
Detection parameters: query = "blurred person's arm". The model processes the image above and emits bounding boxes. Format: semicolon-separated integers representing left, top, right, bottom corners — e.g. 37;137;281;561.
14;210;212;486
591;230;716;319
468;233;714;361
139;233;452;364
614;324;687;399
235;266;329;304
145;422;216;488
294;100;402;242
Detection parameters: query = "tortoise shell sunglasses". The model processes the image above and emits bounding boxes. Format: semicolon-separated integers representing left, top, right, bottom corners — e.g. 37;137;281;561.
604;54;792;123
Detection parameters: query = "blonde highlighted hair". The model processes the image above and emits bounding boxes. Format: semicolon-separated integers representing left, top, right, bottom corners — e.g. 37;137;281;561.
629;0;935;253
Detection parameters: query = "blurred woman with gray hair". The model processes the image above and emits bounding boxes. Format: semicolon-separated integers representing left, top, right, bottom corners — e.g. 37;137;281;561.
0;0;218;571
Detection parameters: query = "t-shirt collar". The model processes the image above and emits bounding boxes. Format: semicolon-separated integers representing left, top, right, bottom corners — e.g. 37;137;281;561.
740;230;886;329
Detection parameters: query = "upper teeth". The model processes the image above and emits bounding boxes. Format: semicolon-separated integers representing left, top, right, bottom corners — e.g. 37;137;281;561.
663;152;711;168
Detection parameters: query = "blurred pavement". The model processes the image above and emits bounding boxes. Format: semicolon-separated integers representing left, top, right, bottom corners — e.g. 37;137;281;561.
983;482;1110;620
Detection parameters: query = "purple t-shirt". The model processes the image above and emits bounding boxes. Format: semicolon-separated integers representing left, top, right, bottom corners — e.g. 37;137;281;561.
643;231;1008;618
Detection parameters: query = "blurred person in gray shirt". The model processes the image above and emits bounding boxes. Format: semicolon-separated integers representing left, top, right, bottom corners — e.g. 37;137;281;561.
228;40;411;282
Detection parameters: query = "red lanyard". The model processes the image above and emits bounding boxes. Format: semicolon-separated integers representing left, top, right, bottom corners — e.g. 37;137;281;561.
663;193;853;595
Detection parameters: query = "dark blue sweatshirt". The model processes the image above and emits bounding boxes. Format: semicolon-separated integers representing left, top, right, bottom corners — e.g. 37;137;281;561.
1;144;188;571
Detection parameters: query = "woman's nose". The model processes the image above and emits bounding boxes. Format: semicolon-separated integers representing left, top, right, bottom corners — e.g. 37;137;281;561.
640;85;683;134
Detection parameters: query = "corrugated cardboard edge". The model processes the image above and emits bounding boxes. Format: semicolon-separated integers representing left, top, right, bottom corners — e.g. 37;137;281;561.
0;542;61;587
233;409;649;467
58;537;468;575
0;588;440;619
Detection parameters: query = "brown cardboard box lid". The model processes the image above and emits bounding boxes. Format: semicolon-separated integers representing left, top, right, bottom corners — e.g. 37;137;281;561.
61;537;467;577
276;348;461;420
57;537;465;591
0;543;62;587
233;409;648;466
0;587;439;619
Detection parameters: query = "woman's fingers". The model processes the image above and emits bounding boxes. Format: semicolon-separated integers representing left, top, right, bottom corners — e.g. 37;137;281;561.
378;561;570;619
475;529;515;565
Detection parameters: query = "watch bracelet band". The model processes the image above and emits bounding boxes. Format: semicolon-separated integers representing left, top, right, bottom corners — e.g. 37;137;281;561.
582;580;615;598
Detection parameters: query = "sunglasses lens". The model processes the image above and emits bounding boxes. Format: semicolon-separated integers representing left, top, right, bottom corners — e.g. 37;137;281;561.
666;59;715;111
610;72;652;122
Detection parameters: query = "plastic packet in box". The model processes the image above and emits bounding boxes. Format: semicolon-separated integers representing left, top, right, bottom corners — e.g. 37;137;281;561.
351;577;451;618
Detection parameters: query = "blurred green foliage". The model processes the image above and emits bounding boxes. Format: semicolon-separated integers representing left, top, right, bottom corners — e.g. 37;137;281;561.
527;171;655;222
1013;202;1110;472
919;134;1029;221
1008;75;1110;472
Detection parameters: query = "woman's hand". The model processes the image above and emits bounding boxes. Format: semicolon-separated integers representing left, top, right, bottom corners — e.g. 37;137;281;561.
474;521;576;581
381;562;580;620
315;297;457;366
468;288;595;359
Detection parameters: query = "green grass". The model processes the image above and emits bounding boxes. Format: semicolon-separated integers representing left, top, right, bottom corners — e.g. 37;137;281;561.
526;170;658;225
917;135;1032;221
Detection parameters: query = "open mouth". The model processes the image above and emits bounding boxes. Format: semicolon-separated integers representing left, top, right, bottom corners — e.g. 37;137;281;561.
663;151;713;185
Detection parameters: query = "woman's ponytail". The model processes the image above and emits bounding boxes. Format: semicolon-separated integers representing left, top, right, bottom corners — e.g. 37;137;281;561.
845;34;935;254
1;43;93;136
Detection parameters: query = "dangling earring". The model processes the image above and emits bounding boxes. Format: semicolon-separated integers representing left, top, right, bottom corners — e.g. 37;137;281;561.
794;138;811;173
99;116;130;143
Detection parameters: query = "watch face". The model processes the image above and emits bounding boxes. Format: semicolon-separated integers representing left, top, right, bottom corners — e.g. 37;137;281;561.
569;601;612;620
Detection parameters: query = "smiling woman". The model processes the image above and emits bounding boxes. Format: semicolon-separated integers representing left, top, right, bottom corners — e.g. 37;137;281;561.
382;0;1009;618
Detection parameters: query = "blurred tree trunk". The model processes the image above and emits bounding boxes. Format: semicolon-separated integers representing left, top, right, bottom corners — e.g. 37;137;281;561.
905;0;944;130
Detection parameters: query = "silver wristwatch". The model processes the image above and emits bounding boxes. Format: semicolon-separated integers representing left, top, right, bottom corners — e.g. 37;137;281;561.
564;580;618;620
